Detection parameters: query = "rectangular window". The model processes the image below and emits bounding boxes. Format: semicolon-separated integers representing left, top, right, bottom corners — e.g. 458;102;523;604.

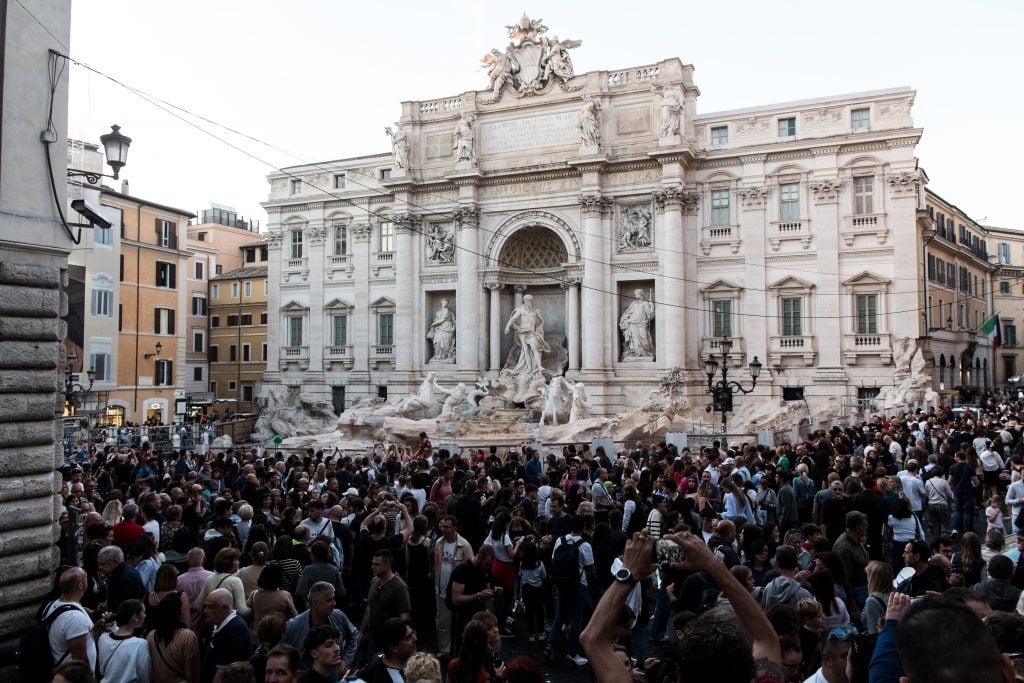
118;304;122;331
851;108;870;129
710;190;730;226
927;254;936;282
242;385;254;403
1000;242;1011;265
290;230;303;259
91;289;113;317
210;316;220;328
154;359;173;386
227;314;239;327
711;126;728;144
332;386;346;414
856;294;878;334
215;265;222;275
1006;323;1018;348
380;168;391;181
1002;281;1012;294
332;315;348;345
778;117;796;137
208;346;219;363
89;352;111;382
334;173;346;189
228;380;237;391
262;343;268;362
853;176;874;215
245;249;256;264
155;262;177;289
229;345;237;362
193;367;203;382
712;300;732;337
241;313;253;326
379;221;395;253
231;282;239;298
379;313;394;345
289;317;303;347
242;344;251;362
95;225;112;246
209;381;217;394
155;308;176;335
959;266;969;293
156;219;177;248
193;330;205;352
260;312;268;325
779;183;800;221
781;297;802;336
120;254;125;282
195;232;206;242
194;261;204;280
334;224;347;256
946;262;956;287
191;295;207;316
243;281;252;297
212;284;220;300
290;178;302;194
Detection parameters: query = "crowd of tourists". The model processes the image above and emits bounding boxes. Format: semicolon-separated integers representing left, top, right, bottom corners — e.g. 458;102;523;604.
31;390;1024;682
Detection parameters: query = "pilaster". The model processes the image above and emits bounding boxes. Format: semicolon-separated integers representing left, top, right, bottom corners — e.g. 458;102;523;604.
579;193;613;372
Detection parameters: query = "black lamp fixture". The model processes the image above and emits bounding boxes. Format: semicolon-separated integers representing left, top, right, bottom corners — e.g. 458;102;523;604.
144;341;163;359
62;351;95;406
67;124;132;184
703;336;762;433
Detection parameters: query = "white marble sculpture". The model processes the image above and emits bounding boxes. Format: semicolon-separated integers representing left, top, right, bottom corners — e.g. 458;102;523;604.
618;206;653;252
570;382;592;422
578;95;601;149
539;376;573;427
453;113;476;163
482;48;519;99
425;224;455;264
619;289;656;359
504;294;550;377
384;123;409;169
439;382;470;420
384;371;445;419
541;35;581;84
426;299;456;362
658;84;684;138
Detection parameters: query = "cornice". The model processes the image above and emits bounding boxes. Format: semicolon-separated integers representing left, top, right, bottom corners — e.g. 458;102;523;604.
763;253;817;265
838;247;895;259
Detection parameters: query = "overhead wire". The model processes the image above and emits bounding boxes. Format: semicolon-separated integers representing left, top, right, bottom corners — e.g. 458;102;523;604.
54;52;1005;324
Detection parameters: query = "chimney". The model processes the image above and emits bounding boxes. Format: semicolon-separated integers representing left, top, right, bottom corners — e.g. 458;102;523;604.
121;179;129;195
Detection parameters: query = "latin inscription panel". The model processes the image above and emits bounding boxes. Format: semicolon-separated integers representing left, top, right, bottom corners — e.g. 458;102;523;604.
480;111;577;155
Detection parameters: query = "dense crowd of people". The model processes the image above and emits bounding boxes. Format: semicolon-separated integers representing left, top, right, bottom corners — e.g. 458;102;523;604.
32;390;1024;682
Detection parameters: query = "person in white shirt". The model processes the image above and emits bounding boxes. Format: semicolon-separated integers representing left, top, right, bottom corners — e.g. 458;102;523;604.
96;599;150;683
1006;473;1024;534
43;568;97;671
298;499;334;543
804;623;855;682
898;461;926;520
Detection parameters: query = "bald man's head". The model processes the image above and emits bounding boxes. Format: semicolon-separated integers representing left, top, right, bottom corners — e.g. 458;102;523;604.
59;567;87;597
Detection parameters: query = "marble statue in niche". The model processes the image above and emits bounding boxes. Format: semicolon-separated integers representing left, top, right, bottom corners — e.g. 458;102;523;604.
384;122;409;169
658;84;684;138
578;95;601;149
619;288;655;360
426;299;456;363
504;294;550;376
453;113;476;163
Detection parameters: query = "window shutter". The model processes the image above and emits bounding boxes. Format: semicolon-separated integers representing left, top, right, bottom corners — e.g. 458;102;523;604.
166;360;173;383
155;217;162;243
154;309;161;334
169;264;176;289
168;310;175;335
169;223;178;249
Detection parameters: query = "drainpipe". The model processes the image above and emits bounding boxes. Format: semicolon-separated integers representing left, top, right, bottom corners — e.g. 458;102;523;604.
134;204;141;421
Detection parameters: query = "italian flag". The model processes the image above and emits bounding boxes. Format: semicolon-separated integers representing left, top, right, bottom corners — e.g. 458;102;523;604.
980;313;1001;348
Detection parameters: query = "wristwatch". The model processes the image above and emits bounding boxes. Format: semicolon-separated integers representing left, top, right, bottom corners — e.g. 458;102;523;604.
614;567;637;588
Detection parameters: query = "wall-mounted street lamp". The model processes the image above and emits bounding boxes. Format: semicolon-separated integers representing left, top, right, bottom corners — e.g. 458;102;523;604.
703;336;762;433
62;352;95;408
144;342;163;359
67;125;132;184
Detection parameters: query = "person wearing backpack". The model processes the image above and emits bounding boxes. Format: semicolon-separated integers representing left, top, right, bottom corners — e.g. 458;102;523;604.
28;568;96;676
544;514;594;667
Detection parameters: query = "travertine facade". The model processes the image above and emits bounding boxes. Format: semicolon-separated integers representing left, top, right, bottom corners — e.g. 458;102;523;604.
260;18;983;426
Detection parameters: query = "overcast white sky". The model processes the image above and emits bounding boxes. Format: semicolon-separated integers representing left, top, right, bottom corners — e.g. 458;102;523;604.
67;1;1022;229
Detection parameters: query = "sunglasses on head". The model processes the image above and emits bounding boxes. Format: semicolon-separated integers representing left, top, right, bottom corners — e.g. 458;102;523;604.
827;624;858;642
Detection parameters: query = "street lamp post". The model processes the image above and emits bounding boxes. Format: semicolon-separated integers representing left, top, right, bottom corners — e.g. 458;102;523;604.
703;336;762;434
62;352;95;416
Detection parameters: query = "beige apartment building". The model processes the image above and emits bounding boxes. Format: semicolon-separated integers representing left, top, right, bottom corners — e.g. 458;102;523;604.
989;224;1024;385
209;241;269;413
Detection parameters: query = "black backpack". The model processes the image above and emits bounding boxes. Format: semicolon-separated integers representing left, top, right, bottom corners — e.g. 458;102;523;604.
550;535;582;585
17;602;78;679
626;499;650;536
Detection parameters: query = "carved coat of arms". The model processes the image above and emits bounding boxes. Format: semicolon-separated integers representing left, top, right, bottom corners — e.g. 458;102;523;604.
480;14;582;102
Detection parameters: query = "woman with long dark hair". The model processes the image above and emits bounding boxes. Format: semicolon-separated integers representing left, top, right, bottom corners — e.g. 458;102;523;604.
146;591;200;683
447;621;492;683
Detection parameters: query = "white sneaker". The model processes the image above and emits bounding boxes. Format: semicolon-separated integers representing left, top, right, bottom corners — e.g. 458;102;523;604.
569;654;589;667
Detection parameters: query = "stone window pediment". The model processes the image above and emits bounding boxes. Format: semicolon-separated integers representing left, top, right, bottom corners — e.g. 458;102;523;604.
700;279;743;296
370;296;396;311
281;300;309;313
769;275;815;294
842;271;891;292
324;298;355;313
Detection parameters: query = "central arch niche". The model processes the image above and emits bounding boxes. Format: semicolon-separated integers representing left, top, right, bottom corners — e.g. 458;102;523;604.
499;225;568;272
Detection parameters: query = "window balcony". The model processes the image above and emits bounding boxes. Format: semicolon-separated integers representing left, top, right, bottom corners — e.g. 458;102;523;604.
279;345;309;371
327;254;353;281
700;225;741;255
325;344;354;369
842;332;892;365
284;257;309;284
842;213;888;247
370;344;394;366
768;220;811;251
286;257;307;270
768;335;817;366
376;252;394;263
701;336;746;366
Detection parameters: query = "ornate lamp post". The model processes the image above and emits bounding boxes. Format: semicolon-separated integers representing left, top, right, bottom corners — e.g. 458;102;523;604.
66;124;132;183
62;352;95;414
703;336;762;433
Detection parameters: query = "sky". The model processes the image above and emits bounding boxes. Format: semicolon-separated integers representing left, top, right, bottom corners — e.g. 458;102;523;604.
64;0;1023;230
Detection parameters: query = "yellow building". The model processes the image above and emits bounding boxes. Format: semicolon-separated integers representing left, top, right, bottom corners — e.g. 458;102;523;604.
922;189;997;394
988;224;1024;384
208;242;269;412
99;187;194;425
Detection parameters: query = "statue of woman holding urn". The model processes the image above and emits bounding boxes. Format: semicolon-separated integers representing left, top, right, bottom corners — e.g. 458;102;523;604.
427;299;456;362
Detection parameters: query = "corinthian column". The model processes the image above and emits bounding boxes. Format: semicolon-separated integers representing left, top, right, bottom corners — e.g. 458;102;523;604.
579;193;613;371
393;213;417;372
454;206;481;373
653;187;688;368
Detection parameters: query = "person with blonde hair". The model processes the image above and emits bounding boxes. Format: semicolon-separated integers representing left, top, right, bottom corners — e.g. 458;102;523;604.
102;499;123;527
862;560;892;634
405;652;441;683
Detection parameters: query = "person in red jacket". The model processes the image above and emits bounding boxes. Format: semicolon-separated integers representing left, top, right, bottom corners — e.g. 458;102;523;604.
112;502;145;549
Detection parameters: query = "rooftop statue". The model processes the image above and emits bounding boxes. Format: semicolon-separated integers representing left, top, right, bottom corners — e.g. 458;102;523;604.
481;14;582;101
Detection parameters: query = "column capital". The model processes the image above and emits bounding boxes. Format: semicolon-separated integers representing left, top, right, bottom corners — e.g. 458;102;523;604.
738;186;769;209
484;281;503;291
304;224;327;245
653;186;699;213
809;178;842;204
452;205;480;229
264;232;284;247
351;222;372;242
513;284;529;293
887;171;920;198
559;276;581;290
579;193;613;217
393;213;419;234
